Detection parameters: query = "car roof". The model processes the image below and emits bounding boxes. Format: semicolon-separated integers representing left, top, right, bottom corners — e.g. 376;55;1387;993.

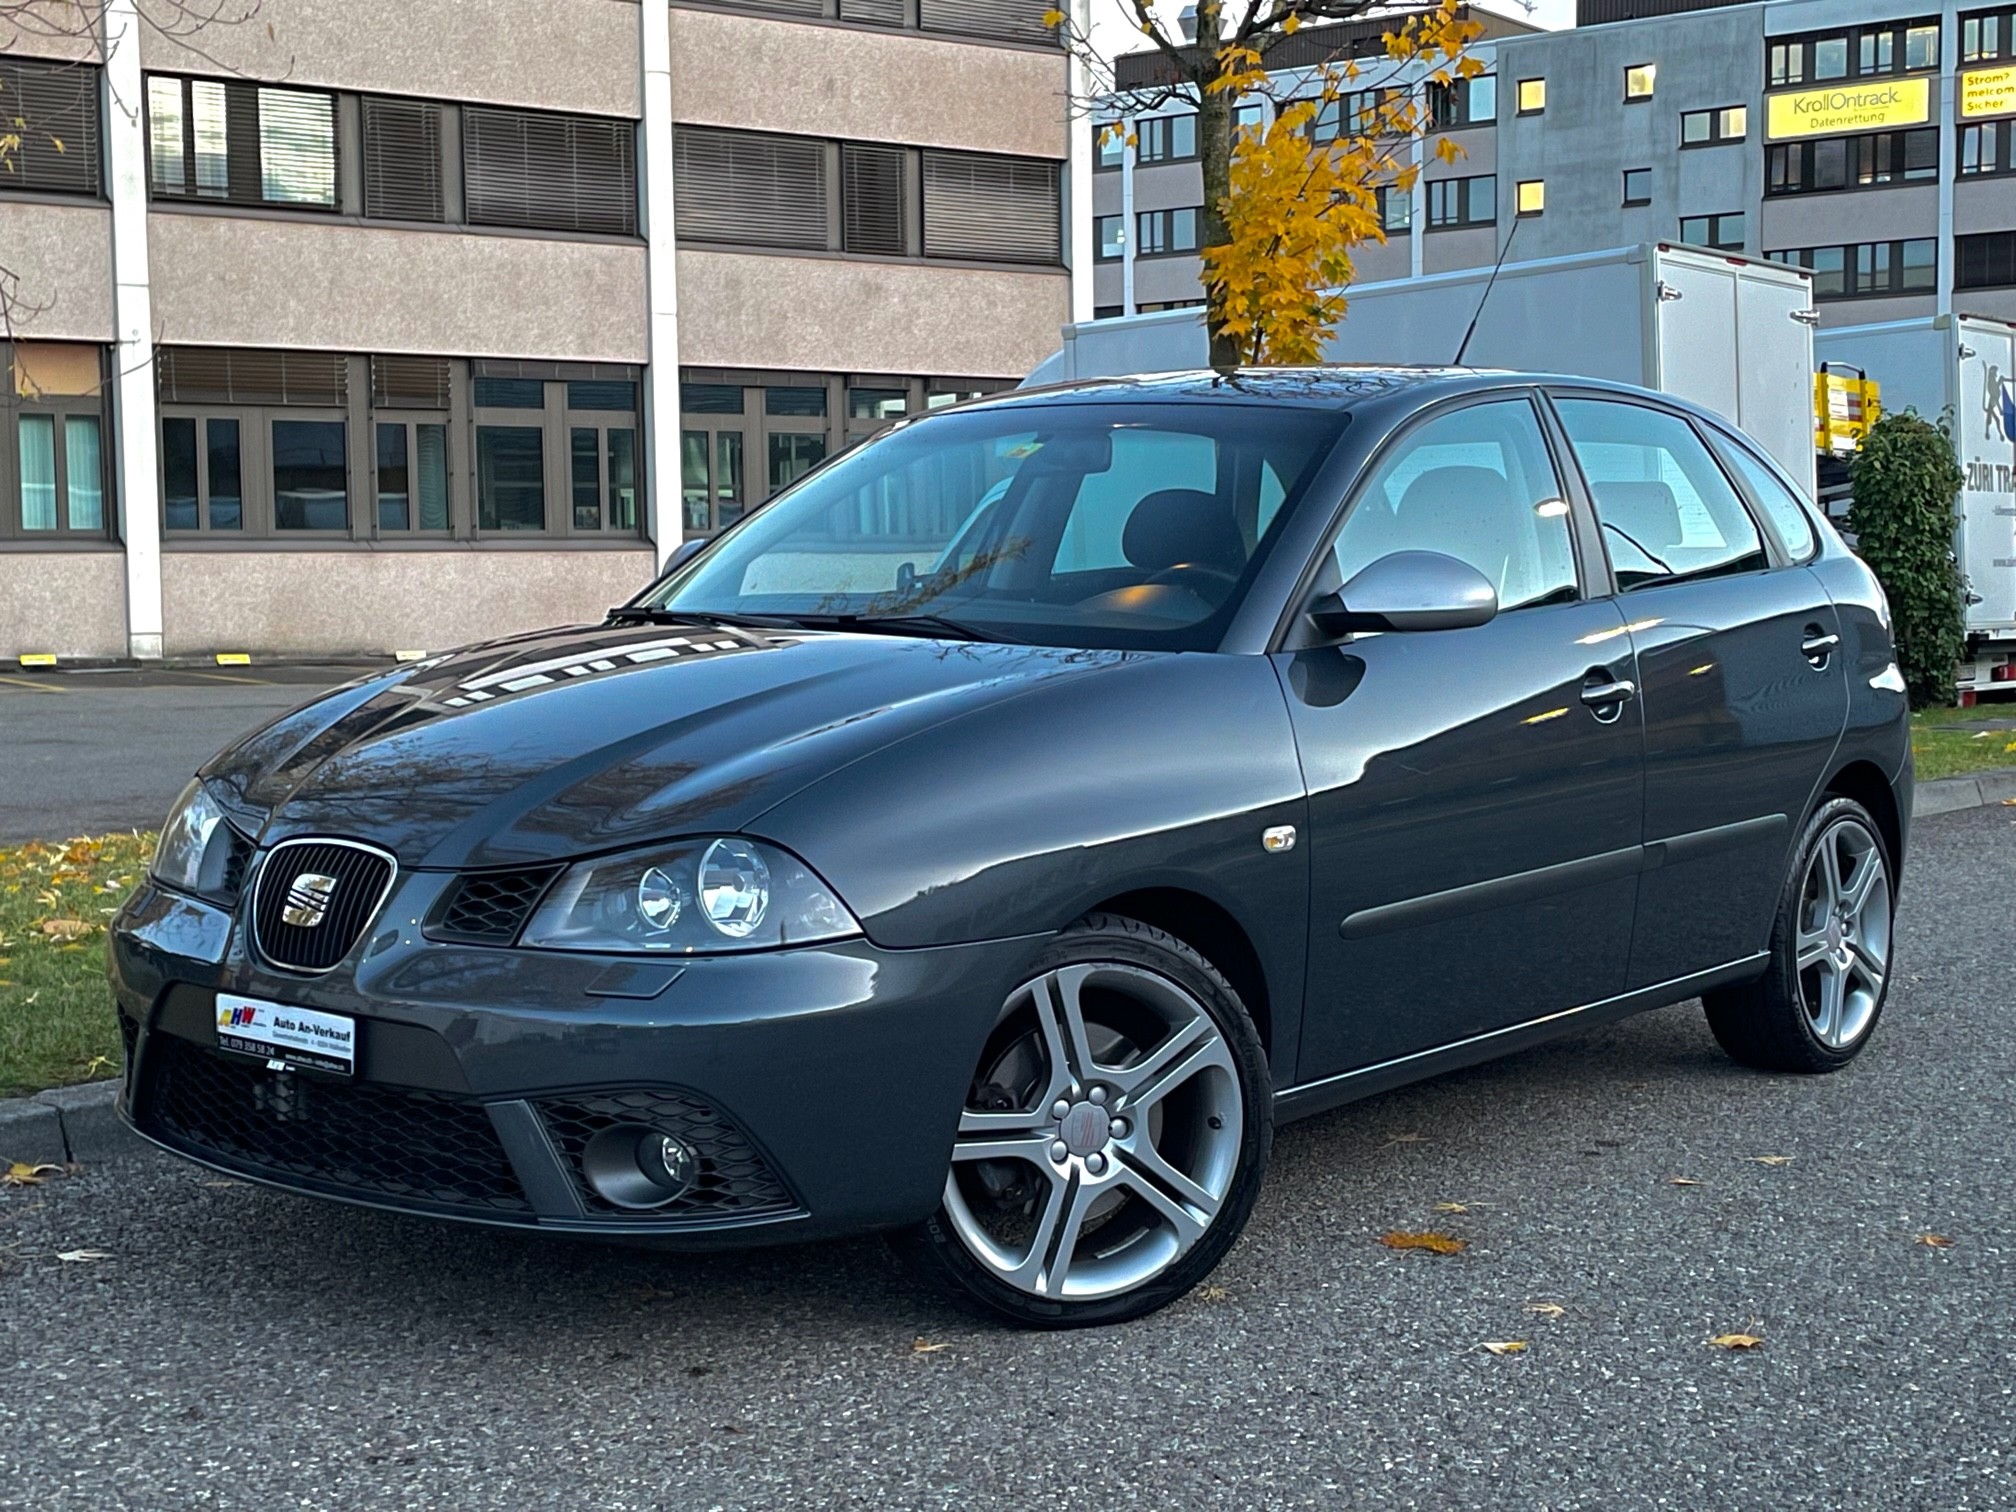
964;366;1682;415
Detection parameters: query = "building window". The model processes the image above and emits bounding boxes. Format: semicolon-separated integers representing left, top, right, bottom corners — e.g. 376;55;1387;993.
1517;77;1546;115
1427;75;1497;130
1679;212;1746;250
463;106;637;237
922;150;1062;265
1765;128;1938;196
1095;214;1124;260
1960;119;2016;176
1770;19;1941;86
731;0;1059;44
1623;168;1652;205
2;345;109;542
1427;174;1495;228
1768;239;1937;299
0;58;103;198
1135;206;1199;257
1624;64;1656;101
1094;121;1126;169
360;97;444;222
1957;230;2016;288
1136;113;1197;164
1964;9;2014;62
1680;105;1748;147
1235;102;1266;133
146;75;336;208
1516;179;1545;216
1378;183;1412;232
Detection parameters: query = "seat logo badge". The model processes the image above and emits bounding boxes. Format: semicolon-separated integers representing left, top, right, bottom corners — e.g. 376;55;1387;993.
1262;825;1297;854
282;873;340;929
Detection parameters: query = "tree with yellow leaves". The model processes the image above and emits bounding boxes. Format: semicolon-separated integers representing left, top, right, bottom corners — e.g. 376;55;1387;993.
1046;0;1484;369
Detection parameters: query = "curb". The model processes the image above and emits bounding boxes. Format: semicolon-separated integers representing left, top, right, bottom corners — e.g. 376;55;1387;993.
0;1080;130;1167
1912;765;2016;817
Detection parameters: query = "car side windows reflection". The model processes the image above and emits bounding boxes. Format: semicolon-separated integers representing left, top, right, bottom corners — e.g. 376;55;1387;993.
1554;399;1770;590
1332;399;1579;611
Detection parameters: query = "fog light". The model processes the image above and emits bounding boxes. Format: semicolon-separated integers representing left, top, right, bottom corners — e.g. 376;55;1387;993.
580;1123;700;1209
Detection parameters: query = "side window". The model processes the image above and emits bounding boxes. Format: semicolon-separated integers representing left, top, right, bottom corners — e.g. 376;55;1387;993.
1052;430;1219;573
1334;398;1578;611
1716;436;1818;561
1555;399;1767;589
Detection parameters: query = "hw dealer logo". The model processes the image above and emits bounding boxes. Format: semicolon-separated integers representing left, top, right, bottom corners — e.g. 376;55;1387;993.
221;1006;259;1028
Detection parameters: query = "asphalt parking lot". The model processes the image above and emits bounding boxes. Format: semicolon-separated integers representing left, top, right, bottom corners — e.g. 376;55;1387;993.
0;666;370;843
2;801;2010;1511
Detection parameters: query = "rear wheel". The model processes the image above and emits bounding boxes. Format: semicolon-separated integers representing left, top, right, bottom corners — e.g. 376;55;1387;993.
892;914;1271;1328
1703;796;1894;1073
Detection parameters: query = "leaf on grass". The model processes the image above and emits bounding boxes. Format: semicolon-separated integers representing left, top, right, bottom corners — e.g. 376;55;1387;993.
1433;1201;1469;1214
38;917;93;941
1669;1177;1703;1186
1380;1230;1466;1255
911;1338;951;1354
1480;1340;1527;1355
1914;1233;1954;1248
1708;1332;1764;1350
1750;1155;1793;1166
55;1249;112;1263
3;1161;61;1187
1526;1302;1567;1319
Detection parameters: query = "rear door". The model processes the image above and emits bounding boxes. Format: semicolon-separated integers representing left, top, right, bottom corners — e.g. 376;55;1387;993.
1549;392;1847;990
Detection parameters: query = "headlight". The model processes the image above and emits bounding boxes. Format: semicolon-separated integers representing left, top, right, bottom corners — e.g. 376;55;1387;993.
151;779;234;897
520;837;858;954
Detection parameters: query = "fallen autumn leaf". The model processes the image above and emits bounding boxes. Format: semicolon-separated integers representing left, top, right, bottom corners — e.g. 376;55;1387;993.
1526;1302;1567;1319
911;1338;950;1354
55;1249;112;1263
1708;1332;1764;1350
1380;1231;1467;1255
1914;1233;1954;1248
3;1162;61;1187
1480;1340;1527;1356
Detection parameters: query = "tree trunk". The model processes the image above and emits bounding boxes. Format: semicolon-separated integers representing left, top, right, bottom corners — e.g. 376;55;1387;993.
1193;5;1242;371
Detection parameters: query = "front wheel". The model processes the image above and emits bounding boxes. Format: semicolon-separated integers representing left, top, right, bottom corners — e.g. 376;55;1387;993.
1703;796;1895;1073
891;914;1272;1328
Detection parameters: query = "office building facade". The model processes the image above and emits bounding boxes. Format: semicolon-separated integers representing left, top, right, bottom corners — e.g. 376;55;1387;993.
0;0;1085;660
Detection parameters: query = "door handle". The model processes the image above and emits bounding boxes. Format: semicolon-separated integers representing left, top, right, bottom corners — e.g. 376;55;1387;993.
1580;675;1636;723
1800;629;1840;668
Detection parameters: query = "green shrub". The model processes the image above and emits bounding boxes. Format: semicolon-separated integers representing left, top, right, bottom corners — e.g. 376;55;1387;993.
1847;411;1966;708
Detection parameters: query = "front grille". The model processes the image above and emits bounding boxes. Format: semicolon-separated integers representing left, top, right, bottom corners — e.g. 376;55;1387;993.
144;1035;531;1214
251;839;396;973
427;866;561;945
218;826;256;902
536;1089;797;1222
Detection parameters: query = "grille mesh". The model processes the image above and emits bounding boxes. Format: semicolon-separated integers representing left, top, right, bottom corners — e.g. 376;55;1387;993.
427;867;560;946
252;841;395;973
144;1036;531;1214
536;1089;797;1222
218;827;256;902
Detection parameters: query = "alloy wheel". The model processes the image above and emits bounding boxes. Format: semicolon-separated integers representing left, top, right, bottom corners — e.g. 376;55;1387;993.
1794;816;1891;1050
942;962;1244;1302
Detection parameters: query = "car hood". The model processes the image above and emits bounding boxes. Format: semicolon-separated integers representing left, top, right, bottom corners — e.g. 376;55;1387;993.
204;621;1132;868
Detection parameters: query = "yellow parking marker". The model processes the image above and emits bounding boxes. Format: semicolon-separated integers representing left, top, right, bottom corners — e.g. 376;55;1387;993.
18;653;57;667
394;649;429;662
214;652;252;666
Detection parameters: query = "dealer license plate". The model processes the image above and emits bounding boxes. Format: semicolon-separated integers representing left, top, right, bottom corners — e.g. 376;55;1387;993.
215;995;356;1076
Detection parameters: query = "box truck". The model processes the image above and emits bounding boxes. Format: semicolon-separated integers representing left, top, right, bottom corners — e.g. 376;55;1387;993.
1814;314;2016;696
1030;242;1819;490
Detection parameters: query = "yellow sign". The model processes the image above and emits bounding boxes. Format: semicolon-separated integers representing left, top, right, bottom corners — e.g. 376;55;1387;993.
1962;65;2016;120
1766;76;1931;140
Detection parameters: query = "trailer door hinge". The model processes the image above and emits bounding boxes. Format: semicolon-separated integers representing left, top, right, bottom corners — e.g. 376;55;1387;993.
1791;309;1821;327
1656;281;1683;302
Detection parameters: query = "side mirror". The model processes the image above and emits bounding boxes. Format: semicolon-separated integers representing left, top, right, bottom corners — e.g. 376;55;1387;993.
1308;551;1498;638
664;538;707;572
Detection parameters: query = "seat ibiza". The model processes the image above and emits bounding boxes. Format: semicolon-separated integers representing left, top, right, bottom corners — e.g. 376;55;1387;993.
112;370;1910;1327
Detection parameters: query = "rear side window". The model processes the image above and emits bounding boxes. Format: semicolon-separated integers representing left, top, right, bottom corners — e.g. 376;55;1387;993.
1555;398;1767;590
1333;397;1579;611
1716;437;1818;561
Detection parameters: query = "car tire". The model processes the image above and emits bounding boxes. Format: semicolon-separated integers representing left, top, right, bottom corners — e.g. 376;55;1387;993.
891;913;1272;1328
1702;795;1896;1074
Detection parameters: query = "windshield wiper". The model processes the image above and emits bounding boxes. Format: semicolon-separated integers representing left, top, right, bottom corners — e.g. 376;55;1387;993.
783;612;1014;644
605;605;802;630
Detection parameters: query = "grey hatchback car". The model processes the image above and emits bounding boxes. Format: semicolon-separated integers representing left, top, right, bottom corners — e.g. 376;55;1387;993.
112;370;1909;1327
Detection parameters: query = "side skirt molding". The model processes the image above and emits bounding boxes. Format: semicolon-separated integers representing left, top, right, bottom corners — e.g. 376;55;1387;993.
1272;953;1772;1124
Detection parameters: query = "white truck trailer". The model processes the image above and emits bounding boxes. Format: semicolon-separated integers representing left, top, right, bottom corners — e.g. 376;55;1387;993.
1030;242;1819;491
1813;315;2016;698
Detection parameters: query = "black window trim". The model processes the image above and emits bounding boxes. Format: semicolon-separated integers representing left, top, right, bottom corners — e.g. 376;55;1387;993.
0;55;106;201
1679;103;1749;149
1766;239;1939;300
142;71;342;215
1764;126;1941;199
1767;15;1943;87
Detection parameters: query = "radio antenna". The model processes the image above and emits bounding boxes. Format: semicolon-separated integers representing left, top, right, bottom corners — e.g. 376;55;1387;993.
1453;215;1522;367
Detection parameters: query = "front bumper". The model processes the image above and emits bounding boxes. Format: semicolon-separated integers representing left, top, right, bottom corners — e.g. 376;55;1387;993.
112;877;1037;1246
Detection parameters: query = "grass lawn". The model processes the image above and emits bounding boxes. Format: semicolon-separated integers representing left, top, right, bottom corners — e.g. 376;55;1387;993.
1911;709;2016;782
0;834;152;1100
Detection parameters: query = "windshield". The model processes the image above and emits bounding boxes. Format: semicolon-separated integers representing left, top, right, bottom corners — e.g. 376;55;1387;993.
641;401;1348;652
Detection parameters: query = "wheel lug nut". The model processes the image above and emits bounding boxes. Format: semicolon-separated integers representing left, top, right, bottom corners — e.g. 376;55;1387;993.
1086;1153;1106;1175
1088;1086;1108;1106
1051;1099;1071;1120
1050;1140;1068;1162
1110;1119;1129;1139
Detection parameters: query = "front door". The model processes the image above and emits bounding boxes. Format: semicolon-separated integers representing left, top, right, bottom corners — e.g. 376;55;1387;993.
1549;393;1849;988
1281;394;1646;1084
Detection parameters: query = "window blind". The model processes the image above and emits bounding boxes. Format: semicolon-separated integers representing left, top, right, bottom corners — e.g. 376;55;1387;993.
674;127;829;250
157;348;347;406
372;355;453;409
839;0;906;24
921;151;1060;264
465;106;637;236
362;97;444;221
919;0;1060;45
0;58;102;196
842;143;906;255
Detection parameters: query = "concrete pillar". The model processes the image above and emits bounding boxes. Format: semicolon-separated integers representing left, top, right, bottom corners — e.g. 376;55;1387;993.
103;0;162;660
1120;123;1136;316
1937;9;1956;320
1065;0;1096;326
638;0;684;564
